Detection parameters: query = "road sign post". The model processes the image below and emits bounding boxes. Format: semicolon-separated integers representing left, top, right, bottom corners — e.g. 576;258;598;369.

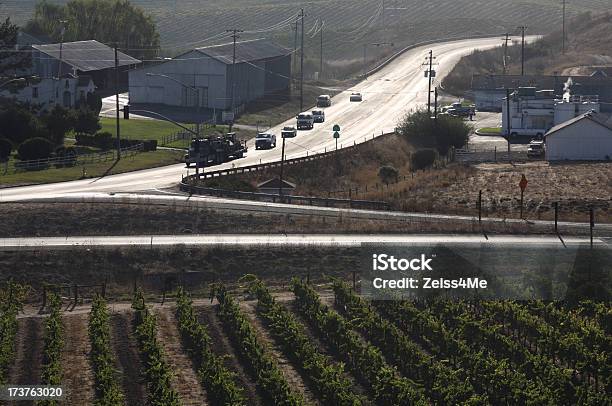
333;124;341;152
519;175;528;219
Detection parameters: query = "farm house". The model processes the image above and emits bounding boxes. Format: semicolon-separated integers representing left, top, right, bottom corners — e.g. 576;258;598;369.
129;39;292;117
545;111;612;161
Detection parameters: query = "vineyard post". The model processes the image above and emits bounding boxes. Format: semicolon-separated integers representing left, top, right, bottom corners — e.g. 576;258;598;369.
589;207;594;249
352;271;356;291
74;284;78;307
478;190;482;222
102;281;106;298
554;202;558;233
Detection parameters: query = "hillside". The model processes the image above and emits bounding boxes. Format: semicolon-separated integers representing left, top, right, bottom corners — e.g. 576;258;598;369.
2;0;612;79
442;12;612;96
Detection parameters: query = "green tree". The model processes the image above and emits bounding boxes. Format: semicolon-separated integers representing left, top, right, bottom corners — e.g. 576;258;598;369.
74;108;101;135
0;17;32;76
0;104;43;146
378;165;398;185
25;0;160;60
0;138;12;161
41;105;76;146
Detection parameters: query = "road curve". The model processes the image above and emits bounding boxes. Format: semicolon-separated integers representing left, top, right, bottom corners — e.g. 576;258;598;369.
0;234;608;251
1;37;506;202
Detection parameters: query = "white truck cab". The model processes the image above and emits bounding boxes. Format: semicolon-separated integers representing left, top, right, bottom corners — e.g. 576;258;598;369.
296;112;314;130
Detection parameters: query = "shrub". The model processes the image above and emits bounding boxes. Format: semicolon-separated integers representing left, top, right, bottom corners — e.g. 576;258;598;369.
54;146;77;168
74;108;101;135
378;165;398;184
411;149;436;170
0;138;12;161
75;132;114;150
143;139;157;152
397;109;471;155
17;137;54;160
42;105;76;145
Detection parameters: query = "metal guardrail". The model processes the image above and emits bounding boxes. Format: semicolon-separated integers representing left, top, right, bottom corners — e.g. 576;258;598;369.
364;33;508;79
185;139;370;181
179;182;390;211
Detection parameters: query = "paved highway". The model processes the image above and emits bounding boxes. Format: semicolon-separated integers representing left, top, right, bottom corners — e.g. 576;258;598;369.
1;37;508;202
0;234;608;250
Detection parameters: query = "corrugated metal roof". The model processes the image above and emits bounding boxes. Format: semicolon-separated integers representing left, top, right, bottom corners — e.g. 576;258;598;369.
195;39;291;65
32;40;141;72
546;111;612;136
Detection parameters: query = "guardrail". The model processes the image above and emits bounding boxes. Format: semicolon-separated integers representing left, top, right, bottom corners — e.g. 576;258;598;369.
363;33;508;79
179;182;390;211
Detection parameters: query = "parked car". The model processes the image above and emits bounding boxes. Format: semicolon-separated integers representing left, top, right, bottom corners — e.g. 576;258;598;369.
527;140;545;158
312;109;325;123
316;94;331;107
281;126;297;138
350;92;363;102
296;112;314;130
255;132;276;149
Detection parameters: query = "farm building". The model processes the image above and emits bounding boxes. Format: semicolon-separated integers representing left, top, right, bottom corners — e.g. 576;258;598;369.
128;39;292;118
545;111;612;161
31;40;141;93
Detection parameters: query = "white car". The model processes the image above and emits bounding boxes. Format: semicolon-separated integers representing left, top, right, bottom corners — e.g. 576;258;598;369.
350;92;363;102
255;132;276;149
296;112;314;130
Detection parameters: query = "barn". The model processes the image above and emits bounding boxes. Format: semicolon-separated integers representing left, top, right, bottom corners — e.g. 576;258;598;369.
128;39;291;116
545;111;612;161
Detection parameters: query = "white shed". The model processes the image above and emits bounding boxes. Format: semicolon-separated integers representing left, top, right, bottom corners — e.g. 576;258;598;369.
545;111;612;161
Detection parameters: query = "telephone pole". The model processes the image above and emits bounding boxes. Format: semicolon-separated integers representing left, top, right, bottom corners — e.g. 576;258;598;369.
518;26;526;76
227;28;243;132
319;21;323;78
381;0;386;44
502;33;510;75
292;19;298;90
562;0;566;54
424;50;436;115
300;8;305;112
114;44;121;160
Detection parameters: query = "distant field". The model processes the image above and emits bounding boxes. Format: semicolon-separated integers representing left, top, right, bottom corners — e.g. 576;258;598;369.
3;0;611;77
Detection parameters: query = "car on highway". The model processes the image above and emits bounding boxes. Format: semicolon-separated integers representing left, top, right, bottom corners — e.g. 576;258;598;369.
296;112;314;130
527;140;545;158
255;132;276;149
350;92;363;102
312;109;325;123
316;94;331;107
281;126;297;138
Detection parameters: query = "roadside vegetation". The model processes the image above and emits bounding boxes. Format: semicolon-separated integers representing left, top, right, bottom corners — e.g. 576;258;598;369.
0;149;184;187
443;12;612;96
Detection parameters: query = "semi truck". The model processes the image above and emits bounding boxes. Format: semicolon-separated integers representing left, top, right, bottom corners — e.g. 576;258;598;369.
185;132;248;167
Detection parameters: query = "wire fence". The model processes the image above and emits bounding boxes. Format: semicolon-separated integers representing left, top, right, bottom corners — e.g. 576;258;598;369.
1;143;144;175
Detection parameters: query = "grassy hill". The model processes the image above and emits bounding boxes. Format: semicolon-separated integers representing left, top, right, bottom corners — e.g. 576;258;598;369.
3;0;612;79
442;12;612;96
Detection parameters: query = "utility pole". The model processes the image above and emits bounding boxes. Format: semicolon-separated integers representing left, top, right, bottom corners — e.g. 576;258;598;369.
502;33;510;75
292;19;298;90
114;44;121;160
424;50;436;115
562;0;566;54
300;8;305;112
434;86;439;119
506;88;511;155
278;136;286;200
58;20;67;78
227;28;243;132
518;26;526;76
320;21;323;78
381;0;386;44
363;44;367;78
